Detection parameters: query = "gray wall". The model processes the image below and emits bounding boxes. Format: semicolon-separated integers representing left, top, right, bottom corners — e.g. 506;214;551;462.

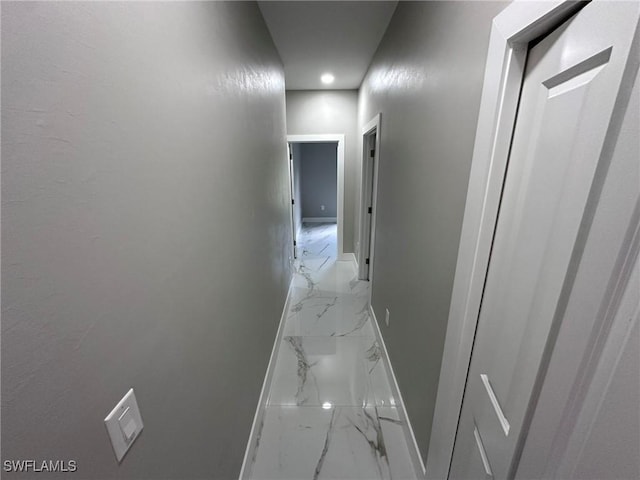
286;90;358;252
1;2;290;479
300;143;338;218
357;1;507;463
291;143;303;235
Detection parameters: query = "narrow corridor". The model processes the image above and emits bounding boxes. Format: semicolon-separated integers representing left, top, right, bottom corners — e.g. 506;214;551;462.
4;3;639;478
247;223;420;479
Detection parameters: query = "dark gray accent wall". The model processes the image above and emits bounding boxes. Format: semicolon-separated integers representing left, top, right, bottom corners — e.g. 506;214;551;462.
300;143;338;218
286;90;358;251
1;2;290;479
357;1;508;464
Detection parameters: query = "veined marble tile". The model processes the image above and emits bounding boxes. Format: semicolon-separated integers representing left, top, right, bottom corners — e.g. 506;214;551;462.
248;222;415;480
293;224;370;296
363;339;397;408
298;223;337;255
248;406;419;480
298;255;335;275
293;259;370;296
377;407;420;480
267;336;393;408
299;237;337;259
300;222;337;237
285;288;375;337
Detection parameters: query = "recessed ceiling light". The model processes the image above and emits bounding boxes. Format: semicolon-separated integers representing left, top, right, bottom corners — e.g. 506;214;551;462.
321;73;335;85
322;402;332;410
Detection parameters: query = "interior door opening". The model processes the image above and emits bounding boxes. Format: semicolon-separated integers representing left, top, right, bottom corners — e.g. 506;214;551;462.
287;143;298;259
362;132;377;280
358;114;381;281
288;141;339;260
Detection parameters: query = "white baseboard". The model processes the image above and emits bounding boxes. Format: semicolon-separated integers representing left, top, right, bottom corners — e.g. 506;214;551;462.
302;217;337;223
238;277;295;480
369;305;427;478
339;252;357;264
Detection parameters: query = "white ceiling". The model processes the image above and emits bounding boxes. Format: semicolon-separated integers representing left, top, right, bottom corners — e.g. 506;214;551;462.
258;1;398;90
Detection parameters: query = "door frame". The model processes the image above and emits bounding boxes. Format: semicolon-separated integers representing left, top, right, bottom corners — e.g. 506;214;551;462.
358;114;381;282
287;134;346;260
426;2;587;478
287;143;298;259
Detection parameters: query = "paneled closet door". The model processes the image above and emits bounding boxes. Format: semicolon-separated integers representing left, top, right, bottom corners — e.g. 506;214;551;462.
449;2;640;479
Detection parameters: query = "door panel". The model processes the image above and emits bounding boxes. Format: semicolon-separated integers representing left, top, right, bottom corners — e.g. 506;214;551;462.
516;55;639;480
450;2;640;478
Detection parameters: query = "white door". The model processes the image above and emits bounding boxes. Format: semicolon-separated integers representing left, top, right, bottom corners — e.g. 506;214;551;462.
449;2;639;479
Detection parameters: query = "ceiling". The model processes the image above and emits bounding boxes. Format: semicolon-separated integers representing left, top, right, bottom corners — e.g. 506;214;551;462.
258;1;398;90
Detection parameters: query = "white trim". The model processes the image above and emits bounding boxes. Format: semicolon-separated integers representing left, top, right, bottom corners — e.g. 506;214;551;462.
358;114;381;283
480;374;510;436
302;217;337;223
287;134;346;260
369;304;427;478
344;252;357;266
239;278;295;480
287;144;297;261
426;2;585;479
473;426;493;477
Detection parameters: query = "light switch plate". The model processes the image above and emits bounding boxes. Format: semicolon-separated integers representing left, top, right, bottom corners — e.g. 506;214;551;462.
104;388;144;462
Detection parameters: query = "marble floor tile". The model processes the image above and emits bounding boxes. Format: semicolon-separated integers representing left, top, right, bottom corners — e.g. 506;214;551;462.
293;259;370;296
299;237;337;259
267;336;395;408
247;223;418;479
249;406;417;480
293;223;369;296
364;340;397;409
284;288;375;337
268;336;375;407
298;223;337;255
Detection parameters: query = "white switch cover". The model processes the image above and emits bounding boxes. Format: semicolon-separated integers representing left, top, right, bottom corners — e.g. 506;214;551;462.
104;388;144;462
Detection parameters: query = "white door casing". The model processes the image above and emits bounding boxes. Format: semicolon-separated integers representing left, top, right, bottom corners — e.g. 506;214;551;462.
358;113;381;282
288;143;297;259
448;2;639;479
364;132;377;280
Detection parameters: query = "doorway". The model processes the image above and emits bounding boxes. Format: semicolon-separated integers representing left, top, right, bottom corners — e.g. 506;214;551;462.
287;134;346;260
358;114;381;281
287;143;299;259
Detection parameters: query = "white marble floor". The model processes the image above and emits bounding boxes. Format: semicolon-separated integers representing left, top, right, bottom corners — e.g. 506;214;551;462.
247;223;421;480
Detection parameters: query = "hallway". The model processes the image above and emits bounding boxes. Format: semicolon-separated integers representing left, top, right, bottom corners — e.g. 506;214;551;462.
3;2;639;479
247;224;419;479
